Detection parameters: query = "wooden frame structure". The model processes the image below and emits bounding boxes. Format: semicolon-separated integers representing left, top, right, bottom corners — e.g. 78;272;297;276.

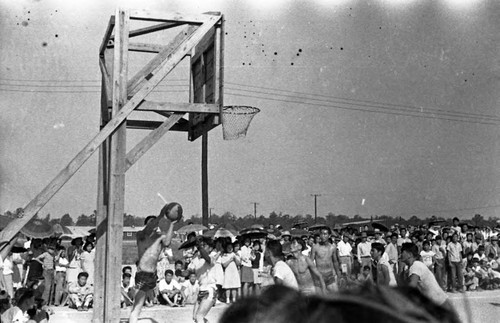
0;9;224;322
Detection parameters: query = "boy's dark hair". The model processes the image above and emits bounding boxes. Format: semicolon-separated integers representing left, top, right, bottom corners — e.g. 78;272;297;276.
175;269;183;277
267;240;284;258
122;273;132;279
371;243;385;255
401;243;419;258
78;272;89;279
362;266;371;271
422;240;430;246
175;260;184;267
122;266;132;273
291;237;306;251
144;215;156;225
165;269;174;276
453;217;459;222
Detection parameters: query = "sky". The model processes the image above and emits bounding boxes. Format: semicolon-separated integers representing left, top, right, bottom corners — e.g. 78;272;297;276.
1;0;500;220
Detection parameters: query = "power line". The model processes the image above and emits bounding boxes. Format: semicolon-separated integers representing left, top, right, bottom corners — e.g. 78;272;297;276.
227;81;500;121
226;85;500;123
225;91;500;126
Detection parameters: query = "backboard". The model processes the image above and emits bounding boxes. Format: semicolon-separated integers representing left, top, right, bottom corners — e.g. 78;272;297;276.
188;18;224;141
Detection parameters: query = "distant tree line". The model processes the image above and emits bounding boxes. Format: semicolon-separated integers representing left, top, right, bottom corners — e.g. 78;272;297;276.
1;208;499;231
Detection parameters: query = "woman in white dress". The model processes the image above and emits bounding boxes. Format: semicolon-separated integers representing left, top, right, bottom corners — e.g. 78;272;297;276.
221;242;241;303
80;242;95;285
66;238;83;287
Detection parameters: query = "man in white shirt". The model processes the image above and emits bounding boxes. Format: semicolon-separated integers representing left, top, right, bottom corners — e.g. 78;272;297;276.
188;237;219;323
158;269;182;307
357;232;372;269
337;234;353;276
181;272;200;305
265;240;298;290
401;243;451;310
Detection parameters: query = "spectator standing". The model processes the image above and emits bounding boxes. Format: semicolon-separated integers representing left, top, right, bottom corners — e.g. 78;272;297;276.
34;244;58;305
66;238;83;287
357;232;372;270
221;242;241;303
265;240;298;290
338;234;353;276
239;238;254;297
80;242;95;286
447;233;464;293
420;241;436;271
432;236;446;290
54;247;69;306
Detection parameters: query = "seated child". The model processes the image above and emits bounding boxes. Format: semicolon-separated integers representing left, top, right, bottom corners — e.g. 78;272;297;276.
121;273;134;308
357;266;373;284
181;271;200;305
158;270;183;307
68;272;93;311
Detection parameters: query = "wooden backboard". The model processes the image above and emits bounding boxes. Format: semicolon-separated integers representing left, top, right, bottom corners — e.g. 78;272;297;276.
188;20;224;141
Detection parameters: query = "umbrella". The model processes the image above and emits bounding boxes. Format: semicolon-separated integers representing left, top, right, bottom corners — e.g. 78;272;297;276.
292;221;308;229
220;223;239;236
202;228;217;238
250;224;265;230
20;218;55;239
308;224;330;232
177;224;207;234
214;228;236;239
290;229;310;237
53;223;73;235
239;228;268;239
371;222;389;232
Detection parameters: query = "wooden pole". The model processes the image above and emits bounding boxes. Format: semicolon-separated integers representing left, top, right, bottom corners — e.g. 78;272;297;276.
201;133;209;227
103;8;129;322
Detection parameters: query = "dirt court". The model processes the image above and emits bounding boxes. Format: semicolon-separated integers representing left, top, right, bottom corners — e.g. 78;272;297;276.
49;302;228;323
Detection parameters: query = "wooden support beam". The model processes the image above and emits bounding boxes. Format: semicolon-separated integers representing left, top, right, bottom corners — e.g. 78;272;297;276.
110;21;183;41
201;133;209;227
0;11;221;246
99;16;115;56
126;119;188;131
103;8;129;323
136;101;219;113
129;10;218;24
93;80;110;323
128;42;164;53
125;113;184;171
127;24;197;97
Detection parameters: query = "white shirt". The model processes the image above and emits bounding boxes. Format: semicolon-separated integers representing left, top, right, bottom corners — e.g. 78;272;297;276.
3;256;13;275
357;241;372;258
337;241;352;257
273;260;299;290
420;250;435;268
409;261;448;305
181;280;200;304
158;278;181;292
188;251;218;291
56;257;69;272
1;306;29;323
240;245;252;267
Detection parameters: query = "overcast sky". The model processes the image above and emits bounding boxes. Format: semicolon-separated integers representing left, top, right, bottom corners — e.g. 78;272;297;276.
1;0;500;220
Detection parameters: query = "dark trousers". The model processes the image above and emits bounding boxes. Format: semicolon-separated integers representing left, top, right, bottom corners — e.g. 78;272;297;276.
434;258;446;290
42;269;55;305
449;261;464;291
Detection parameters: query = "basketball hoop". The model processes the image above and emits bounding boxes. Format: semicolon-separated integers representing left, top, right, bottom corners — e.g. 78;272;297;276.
221;106;260;140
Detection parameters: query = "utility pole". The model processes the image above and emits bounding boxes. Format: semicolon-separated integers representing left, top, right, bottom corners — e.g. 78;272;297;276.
251;202;259;220
209;208;214;222
311;194;321;223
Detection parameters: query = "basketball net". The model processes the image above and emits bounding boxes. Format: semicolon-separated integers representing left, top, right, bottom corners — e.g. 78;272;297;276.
221;106;260;140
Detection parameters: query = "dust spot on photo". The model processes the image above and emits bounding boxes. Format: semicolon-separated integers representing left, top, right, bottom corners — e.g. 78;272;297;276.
21;21;29;27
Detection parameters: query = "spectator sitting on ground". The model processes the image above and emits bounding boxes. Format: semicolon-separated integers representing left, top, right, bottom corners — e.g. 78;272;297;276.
357;266;373;284
1;288;47;323
158;270;183;307
181;271;199;305
68;272;93;311
121;273;135;308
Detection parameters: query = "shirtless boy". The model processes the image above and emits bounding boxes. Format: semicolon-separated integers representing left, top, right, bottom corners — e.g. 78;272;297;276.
287;237;326;295
129;203;182;323
310;228;340;293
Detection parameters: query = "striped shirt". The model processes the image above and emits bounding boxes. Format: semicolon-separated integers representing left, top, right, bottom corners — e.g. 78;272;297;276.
38;252;55;270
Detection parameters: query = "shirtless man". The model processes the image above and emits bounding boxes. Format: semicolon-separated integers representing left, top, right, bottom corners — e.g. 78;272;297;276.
287;237;326;295
310;228;340;293
129;203;182;323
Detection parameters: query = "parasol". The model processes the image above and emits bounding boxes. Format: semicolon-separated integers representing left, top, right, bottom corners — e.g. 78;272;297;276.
220;223;239;236
371;222;389;232
213;228;236;239
292;221;309;229
239;227;268;239
177;224;207;234
20;218;55;239
53;223;73;235
307;224;330;232
290;229;310;237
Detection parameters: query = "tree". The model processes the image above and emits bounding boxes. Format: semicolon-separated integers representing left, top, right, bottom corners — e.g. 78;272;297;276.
60;214;74;226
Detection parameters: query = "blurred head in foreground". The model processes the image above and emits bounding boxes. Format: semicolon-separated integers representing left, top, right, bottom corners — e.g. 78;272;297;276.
220;283;459;323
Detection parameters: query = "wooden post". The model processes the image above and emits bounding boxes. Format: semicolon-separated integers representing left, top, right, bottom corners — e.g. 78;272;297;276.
104;8;129;322
202;133;209;227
